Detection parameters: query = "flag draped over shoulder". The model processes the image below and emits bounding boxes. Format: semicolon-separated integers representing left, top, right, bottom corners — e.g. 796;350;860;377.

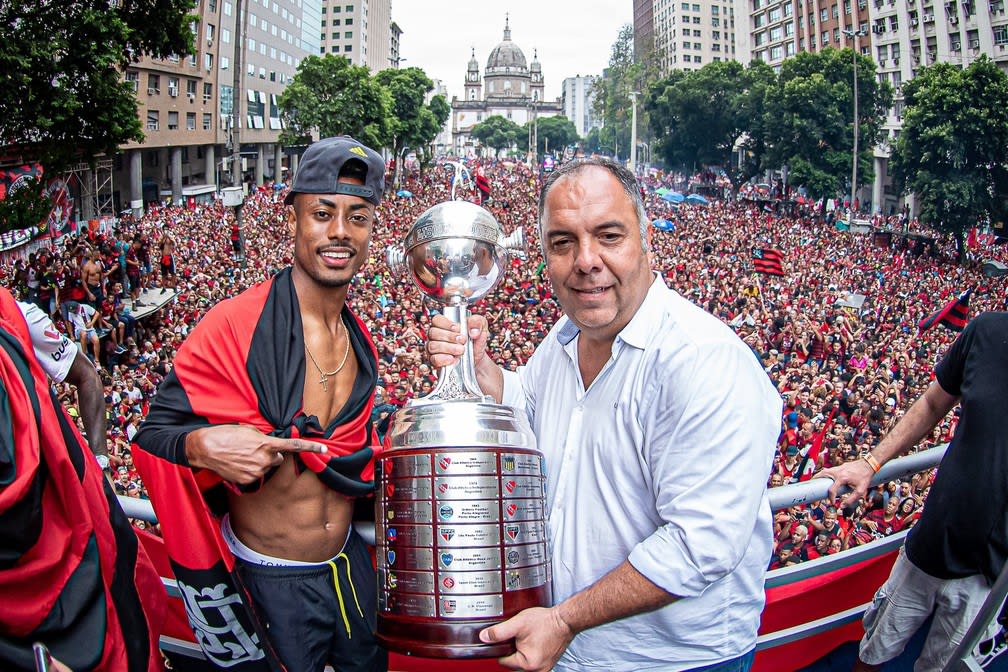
919;289;972;334
0;288;165;672
752;247;785;276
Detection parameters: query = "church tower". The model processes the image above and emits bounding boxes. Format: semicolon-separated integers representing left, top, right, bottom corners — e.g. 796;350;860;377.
464;48;482;102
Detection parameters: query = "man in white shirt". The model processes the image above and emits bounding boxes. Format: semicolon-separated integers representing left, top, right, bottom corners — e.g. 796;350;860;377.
65;300;101;366
427;158;782;671
16;300;110;468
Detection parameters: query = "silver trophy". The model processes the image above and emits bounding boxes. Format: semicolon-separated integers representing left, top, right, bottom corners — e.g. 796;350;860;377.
378;201;549;658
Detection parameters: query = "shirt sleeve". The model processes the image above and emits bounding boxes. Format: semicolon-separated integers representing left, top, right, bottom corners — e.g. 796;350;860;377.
16;301;77;382
628;338;782;597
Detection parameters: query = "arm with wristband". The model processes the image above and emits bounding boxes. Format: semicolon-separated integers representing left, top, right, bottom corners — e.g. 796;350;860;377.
817;380;959;508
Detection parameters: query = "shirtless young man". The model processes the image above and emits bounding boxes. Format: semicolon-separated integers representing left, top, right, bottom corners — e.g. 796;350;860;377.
80;248;105;308
134;136;388;672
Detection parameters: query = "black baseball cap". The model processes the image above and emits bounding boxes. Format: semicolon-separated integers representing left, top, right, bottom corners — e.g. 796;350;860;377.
284;136;385;206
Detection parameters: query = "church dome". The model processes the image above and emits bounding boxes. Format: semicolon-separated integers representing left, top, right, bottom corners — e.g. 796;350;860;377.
486;18;527;73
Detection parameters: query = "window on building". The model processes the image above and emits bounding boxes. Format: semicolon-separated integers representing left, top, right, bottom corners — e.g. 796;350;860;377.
186;79;197;96
345;4;353;10
713;16;721;25
167;111;179;130
755;31;765;44
186;112;196;130
785;21;794;34
770;25;782;39
694;41;702;48
321;19;326;27
146;110;159;131
147;74;160;93
713;42;722;50
203;112;213;130
345;31;352;38
820;8;828;20
713;4;720;13
822;30;830;42
343;45;351;51
334;19;340;25
769;7;782;21
996;26;1008;43
755;13;765;26
713;30;721;38
770;45;783;59
346;17;353;24
693;16;701;22
125;71;139;92
203;82;212;101
784;2;793;15
684;54;692;62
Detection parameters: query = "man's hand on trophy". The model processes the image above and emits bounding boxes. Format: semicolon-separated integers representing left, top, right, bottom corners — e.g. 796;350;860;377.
425;314;491;369
479;606;575;672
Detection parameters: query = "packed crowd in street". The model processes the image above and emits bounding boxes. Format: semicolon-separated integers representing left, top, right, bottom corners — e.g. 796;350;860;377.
4;158;1007;563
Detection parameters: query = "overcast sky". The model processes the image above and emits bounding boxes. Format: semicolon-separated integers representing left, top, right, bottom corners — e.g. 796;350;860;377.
391;1;633;102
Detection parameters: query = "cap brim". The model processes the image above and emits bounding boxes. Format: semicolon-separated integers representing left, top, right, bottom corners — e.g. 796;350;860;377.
283;191;296;205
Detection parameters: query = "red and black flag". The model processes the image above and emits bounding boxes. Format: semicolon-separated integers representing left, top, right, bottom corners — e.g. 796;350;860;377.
919;289;972;334
0;288;165;672
752;247;785;276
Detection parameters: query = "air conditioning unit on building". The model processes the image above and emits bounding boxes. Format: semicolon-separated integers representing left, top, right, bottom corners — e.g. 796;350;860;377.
872;24;884;31
894;55;901;63
168;86;178;97
147;87;158;96
187;92;195;101
971;38;980;47
879;58;888;65
952;41;962;49
923;12;935;20
950;14;959;22
911;16;919;24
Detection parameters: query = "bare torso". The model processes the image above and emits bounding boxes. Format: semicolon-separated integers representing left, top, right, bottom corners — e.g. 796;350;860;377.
82;260;101;287
228;321;360;562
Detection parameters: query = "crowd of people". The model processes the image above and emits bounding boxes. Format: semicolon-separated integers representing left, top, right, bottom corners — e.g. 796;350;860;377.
3;158;1006;562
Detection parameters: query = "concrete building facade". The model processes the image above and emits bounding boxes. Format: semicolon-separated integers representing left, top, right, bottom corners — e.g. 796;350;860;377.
561;76;602;137
319;0;392;72
113;0;325;212
642;0;740;74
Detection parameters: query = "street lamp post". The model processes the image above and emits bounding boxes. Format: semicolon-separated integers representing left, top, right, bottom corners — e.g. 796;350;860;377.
629;91;640;174
843;28;867;213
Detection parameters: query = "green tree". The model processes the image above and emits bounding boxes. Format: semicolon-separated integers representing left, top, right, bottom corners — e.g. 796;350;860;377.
591;24;658;163
470;115;522;156
647;60;774;185
375;67;439;185
763;48;893;206
890;56;1008;260
416;94;451;176
521;116;578;156
0;0;195;231
278;55;392;150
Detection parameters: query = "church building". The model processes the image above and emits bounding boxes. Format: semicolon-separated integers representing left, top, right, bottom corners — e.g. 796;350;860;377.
450;17;563;156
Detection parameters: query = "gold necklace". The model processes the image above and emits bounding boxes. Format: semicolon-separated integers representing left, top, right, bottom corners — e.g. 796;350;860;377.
305;319;350;391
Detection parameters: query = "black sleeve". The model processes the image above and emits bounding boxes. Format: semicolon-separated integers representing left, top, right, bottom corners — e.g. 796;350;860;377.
934;319;976;397
133;369;202;466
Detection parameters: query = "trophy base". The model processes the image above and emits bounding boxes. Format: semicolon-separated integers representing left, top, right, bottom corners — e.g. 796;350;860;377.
378;620;515;659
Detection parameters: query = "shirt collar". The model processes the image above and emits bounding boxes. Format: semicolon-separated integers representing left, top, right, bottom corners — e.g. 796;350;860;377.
556;272;667;349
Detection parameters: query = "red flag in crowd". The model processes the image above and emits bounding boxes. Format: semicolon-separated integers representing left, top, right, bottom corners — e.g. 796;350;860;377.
918;288;972;333
797;408;836;481
752;247;785;276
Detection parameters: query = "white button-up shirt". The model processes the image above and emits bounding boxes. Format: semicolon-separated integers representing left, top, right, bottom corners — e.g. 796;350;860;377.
502;276;782;670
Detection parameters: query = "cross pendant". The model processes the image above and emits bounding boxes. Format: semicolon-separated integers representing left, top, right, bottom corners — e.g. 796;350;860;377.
319;373;329;391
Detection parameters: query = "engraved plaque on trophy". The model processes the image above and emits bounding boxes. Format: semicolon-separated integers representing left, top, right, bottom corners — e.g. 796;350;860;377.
378;201;550;658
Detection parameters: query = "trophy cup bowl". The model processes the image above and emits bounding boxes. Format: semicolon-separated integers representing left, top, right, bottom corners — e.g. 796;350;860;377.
377;201;550;658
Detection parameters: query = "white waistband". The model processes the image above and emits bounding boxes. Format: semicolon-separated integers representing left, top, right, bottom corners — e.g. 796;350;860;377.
220;514;348;567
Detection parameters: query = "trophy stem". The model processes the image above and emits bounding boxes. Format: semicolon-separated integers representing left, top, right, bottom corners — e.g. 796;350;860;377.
423;299;487;403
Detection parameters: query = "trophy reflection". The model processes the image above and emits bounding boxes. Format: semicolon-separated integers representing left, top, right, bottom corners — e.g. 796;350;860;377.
378;201;549;658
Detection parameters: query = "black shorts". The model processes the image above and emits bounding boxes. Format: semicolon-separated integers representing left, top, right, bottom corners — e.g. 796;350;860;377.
235;530;387;672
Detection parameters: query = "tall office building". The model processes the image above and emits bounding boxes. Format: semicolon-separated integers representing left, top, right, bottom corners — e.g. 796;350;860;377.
319;0;393;72
114;0;321;213
561;76;602;137
640;0;740;74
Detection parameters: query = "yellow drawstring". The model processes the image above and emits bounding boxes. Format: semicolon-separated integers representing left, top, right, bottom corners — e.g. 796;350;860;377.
327;551;364;639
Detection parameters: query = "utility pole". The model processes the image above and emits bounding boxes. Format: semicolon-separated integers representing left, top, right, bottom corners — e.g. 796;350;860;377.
230;0;248;234
843;28;867;213
629;91;639;174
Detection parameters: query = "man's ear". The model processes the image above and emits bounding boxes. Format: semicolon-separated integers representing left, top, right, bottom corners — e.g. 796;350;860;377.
286;201;298;235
